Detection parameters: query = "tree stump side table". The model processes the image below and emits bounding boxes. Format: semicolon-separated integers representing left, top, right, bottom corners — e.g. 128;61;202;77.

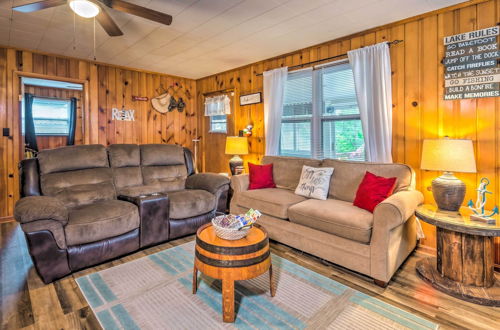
193;223;275;322
415;204;500;306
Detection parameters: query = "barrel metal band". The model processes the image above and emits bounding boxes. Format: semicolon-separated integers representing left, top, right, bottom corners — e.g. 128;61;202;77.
195;250;270;268
196;237;269;255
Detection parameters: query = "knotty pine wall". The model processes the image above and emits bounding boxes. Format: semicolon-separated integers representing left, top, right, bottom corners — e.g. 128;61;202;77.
0;48;198;219
196;0;500;261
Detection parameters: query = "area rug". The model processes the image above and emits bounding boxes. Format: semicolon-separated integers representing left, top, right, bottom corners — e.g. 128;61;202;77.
76;241;438;329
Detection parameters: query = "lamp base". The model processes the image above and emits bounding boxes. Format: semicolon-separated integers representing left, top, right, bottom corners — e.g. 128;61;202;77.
229;155;243;175
432;172;466;212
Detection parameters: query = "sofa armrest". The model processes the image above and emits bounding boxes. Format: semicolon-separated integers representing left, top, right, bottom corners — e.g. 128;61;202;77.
373;190;424;231
370;189;424;283
185;173;230;194
230;174;249;193
14;196;68;225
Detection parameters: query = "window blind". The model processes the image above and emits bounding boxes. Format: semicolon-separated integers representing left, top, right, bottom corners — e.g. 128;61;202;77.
279;62;365;161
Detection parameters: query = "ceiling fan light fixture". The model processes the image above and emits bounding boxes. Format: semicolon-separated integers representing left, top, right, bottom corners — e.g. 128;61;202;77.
69;0;100;18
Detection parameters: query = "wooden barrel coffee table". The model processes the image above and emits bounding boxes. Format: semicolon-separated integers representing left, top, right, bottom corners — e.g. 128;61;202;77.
193;223;275;323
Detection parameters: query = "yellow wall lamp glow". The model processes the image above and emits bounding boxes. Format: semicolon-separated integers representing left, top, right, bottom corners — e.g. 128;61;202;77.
69;0;100;18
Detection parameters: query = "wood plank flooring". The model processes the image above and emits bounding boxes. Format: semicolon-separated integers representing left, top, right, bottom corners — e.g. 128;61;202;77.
1;220;499;329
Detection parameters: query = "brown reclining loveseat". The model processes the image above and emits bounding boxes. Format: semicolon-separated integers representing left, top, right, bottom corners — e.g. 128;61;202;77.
14;144;229;283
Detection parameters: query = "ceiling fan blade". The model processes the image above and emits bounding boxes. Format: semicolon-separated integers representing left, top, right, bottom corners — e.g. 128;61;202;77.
104;0;172;25
95;6;123;36
12;0;67;13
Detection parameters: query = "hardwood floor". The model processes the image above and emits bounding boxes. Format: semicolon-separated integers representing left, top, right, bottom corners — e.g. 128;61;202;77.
1;220;499;329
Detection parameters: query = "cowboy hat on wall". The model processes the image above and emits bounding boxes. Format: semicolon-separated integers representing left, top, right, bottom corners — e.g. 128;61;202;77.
151;93;172;114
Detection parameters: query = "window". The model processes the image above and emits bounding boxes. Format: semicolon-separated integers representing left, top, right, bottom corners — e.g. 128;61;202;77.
22;97;72;136
210;115;227;133
280;62;365;161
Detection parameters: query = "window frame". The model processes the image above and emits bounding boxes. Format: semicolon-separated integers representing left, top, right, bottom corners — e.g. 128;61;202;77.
209;114;228;134
22;96;73;137
279;61;365;161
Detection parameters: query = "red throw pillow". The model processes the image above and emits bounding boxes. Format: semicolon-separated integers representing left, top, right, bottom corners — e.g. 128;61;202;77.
248;163;276;190
353;171;397;213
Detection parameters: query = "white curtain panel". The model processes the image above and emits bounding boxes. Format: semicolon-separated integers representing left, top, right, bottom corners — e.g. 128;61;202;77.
348;42;393;163
263;67;288;156
204;95;231;116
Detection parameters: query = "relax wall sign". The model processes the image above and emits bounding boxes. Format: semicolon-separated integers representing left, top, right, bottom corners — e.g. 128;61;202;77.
443;26;500;100
112;108;135;121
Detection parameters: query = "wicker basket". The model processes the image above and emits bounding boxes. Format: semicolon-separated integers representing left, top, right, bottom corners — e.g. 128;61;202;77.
212;215;250;240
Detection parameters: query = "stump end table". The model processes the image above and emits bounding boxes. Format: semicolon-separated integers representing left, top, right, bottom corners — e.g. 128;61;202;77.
415;204;500;306
193;223;275;322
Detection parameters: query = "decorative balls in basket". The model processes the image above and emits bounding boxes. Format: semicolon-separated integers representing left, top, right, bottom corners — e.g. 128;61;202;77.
212;209;262;240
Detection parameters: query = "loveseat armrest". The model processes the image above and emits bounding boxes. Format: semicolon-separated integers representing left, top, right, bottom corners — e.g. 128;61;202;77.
373;190;424;231
230;174;249;193
186;173;230;194
14;196;68;225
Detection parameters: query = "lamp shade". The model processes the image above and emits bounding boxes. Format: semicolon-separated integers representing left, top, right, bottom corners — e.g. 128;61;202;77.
225;136;248;155
420;139;476;173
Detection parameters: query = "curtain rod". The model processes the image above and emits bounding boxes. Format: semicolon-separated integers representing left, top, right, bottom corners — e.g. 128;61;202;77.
255;40;403;76
202;88;234;97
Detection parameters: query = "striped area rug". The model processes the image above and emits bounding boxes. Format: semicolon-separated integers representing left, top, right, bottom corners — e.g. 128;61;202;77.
76;241;438;329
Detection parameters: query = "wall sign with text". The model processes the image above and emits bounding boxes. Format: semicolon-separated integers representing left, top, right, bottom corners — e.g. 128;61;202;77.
443;26;500;100
240;92;262;106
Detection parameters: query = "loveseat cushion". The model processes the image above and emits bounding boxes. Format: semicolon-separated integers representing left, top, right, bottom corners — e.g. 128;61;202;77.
38;144;109;175
65;200;139;246
117;184;162;197
236;188;307;219
168;190;215;219
288;199;373;244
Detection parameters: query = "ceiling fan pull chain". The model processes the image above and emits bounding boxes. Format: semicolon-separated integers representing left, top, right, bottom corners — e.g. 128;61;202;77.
73;10;76;51
93;16;96;61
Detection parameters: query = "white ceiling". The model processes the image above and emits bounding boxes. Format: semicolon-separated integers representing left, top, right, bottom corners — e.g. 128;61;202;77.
0;0;466;79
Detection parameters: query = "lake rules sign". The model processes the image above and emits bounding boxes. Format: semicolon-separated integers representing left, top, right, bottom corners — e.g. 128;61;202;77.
443;26;500;100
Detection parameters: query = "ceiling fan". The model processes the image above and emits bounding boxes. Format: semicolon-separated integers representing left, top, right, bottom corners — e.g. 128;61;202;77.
12;0;173;37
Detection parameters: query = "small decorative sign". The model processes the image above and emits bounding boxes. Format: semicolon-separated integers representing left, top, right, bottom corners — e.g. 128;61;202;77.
112;108;135;121
240;92;262;106
132;96;149;101
443;26;500;100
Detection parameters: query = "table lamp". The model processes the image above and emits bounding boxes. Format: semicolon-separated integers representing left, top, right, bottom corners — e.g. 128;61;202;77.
225;136;248;175
420;138;476;211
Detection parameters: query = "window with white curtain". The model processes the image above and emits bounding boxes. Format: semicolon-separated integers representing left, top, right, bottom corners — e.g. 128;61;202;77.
205;94;231;133
279;62;365;161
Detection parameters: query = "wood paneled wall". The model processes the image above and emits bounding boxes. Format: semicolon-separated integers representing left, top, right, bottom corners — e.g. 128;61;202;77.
24;85;83;150
0;48;198;218
196;0;500;260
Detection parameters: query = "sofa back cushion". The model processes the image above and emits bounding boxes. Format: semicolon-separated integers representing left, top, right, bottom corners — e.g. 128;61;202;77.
140;144;187;192
108;144;143;189
262;156;321;191
38;145;115;208
322;159;414;202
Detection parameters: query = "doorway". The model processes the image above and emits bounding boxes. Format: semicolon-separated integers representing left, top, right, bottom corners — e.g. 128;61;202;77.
19;75;85;158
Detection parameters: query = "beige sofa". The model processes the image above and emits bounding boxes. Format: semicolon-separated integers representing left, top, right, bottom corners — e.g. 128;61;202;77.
230;156;423;286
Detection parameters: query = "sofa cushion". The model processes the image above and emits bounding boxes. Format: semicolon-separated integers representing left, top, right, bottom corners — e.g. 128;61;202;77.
38;144;109;175
168;190;215;219
108;144;140;168
236;188;307;219
322;159;413;202
65;200;139;246
262;156;321;191
113;167;143;189
41;168;116;208
140;144;185;166
142;165;187;192
288;199;373;244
